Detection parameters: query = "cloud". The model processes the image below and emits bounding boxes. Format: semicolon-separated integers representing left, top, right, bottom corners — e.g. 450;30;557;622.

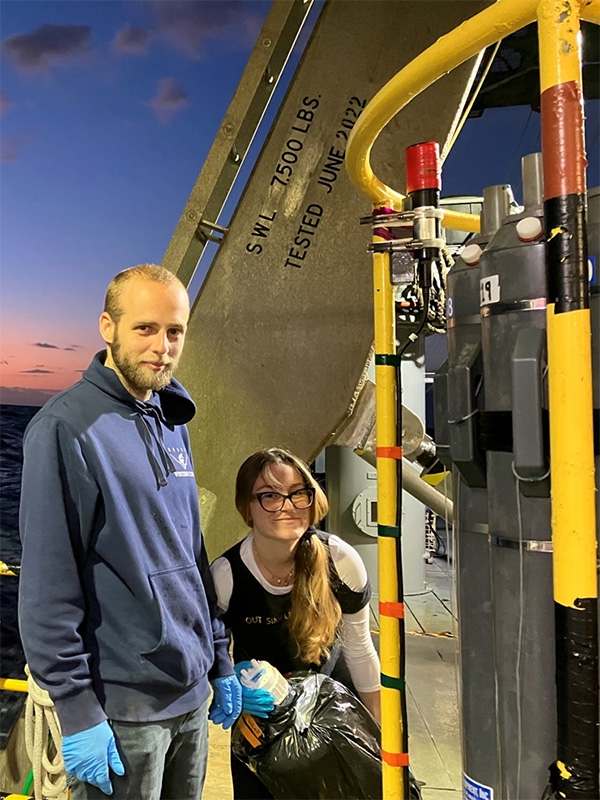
21;368;54;374
147;77;188;124
0;91;11;116
111;25;153;55
2;24;92;74
152;1;251;59
0;386;58;407
1;137;25;163
32;341;85;352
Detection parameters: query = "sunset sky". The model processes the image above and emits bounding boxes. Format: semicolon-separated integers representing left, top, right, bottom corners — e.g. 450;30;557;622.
1;0;271;406
1;1;598;406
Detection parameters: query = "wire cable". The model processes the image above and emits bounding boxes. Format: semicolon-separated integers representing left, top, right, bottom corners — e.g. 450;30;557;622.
488;490;504;794
394;349;410;792
441;41;502;164
511;460;550;797
507;107;534;199
514;467;526;799
398;288;431;359
446;472;462;761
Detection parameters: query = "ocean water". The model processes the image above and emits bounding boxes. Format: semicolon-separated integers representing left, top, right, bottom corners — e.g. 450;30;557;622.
0;403;41;746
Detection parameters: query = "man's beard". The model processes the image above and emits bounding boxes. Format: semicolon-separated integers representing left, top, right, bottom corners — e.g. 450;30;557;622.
110;337;178;395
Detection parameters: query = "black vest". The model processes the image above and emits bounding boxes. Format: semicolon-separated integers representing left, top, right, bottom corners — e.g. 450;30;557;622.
220;530;371;675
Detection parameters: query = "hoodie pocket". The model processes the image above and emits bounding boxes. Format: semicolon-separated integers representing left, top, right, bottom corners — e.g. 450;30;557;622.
141;564;213;687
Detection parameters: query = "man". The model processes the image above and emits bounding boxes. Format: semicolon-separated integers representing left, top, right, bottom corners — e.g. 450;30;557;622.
18;265;242;799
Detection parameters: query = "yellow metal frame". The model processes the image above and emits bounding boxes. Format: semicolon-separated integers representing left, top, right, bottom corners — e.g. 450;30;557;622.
539;1;598;790
0;677;28;693
346;1;599;797
547;306;597;608
373;241;405;797
0;569;27;694
346;0;599;226
539;0;597;612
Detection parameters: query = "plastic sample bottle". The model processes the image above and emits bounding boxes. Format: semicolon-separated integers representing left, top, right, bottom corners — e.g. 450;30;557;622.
238;659;290;705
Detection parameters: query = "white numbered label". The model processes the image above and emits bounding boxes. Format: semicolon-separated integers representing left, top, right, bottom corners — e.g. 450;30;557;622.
480;274;500;306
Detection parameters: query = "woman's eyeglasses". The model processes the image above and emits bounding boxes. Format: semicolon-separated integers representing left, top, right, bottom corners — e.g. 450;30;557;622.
252;487;315;512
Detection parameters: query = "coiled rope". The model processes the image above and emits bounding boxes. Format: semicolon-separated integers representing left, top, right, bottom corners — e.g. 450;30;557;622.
24;665;68;800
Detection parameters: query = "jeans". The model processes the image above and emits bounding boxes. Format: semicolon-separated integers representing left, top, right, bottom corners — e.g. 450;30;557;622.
68;699;209;800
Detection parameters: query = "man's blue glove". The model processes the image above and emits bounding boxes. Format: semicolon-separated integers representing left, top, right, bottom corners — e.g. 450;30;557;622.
234;661;276;718
61;720;125;795
209;674;243;730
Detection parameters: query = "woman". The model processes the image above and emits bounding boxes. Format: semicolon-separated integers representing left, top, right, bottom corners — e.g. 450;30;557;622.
210;447;381;799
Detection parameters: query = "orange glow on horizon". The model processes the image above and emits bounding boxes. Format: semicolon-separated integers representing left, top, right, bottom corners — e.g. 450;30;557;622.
0;326;101;401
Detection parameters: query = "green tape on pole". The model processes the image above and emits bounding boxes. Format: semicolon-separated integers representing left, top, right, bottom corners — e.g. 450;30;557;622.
375;354;400;367
381;674;405;691
378;525;399;538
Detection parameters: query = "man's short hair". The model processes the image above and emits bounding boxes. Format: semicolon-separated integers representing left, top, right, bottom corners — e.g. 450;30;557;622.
103;264;184;322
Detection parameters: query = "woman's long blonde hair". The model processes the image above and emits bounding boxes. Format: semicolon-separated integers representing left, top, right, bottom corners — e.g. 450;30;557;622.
235;448;342;665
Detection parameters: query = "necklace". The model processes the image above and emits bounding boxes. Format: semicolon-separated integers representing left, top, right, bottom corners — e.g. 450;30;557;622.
252;540;295;587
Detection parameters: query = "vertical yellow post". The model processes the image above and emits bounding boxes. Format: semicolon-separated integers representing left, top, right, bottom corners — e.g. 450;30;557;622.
538;0;598;794
373;225;409;799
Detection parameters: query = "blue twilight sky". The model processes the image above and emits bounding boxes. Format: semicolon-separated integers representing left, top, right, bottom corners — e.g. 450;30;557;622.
1;1;598;406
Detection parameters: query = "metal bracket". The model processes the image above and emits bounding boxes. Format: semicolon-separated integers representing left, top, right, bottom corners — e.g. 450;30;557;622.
195;219;230;245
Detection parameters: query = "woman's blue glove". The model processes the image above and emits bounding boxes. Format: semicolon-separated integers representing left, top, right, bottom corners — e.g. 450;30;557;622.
209;674;243;729
61;720;125;795
234;661;276;718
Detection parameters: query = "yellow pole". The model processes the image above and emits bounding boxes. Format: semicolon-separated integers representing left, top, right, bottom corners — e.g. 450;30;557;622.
538;0;598;794
440;209;479;234
0;677;28;692
373;233;408;799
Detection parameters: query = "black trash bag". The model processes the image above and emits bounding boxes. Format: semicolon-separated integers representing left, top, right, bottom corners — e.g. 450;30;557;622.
232;672;382;799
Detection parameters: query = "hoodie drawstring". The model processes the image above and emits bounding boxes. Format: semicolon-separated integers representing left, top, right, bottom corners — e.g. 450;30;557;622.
136;407;177;488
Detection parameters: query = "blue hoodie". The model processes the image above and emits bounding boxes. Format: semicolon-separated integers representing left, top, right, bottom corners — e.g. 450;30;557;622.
18;352;232;736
